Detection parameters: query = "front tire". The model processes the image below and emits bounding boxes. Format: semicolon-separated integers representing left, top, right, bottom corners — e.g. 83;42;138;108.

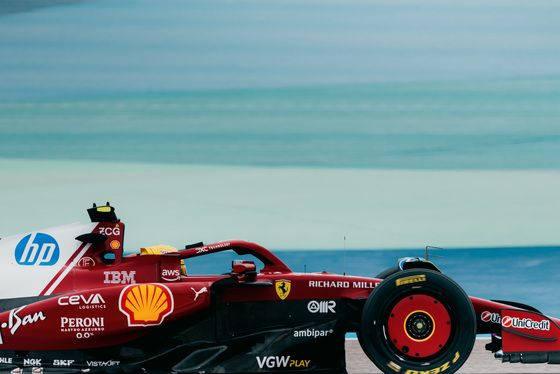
359;269;475;374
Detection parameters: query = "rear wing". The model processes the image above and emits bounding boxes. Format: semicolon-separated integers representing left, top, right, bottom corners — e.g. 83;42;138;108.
75;202;125;265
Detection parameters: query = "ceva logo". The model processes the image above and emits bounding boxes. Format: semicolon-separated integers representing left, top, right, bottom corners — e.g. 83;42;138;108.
15;233;60;266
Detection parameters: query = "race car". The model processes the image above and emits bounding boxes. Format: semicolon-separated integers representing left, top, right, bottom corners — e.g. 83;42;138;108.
0;203;558;374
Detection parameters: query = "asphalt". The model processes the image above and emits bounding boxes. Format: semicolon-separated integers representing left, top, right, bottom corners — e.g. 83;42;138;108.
345;339;559;374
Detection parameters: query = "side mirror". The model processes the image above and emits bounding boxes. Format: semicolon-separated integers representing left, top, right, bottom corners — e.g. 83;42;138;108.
232;260;256;274
100;250;116;264
232;260;257;282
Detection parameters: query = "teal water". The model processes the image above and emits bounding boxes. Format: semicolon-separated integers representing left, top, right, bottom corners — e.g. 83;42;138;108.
1;78;560;169
1;1;560;170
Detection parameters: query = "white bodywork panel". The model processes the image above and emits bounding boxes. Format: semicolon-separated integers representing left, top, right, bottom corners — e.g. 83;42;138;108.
0;223;97;298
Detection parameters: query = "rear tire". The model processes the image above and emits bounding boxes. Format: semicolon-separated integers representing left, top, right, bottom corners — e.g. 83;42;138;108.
360;269;475;374
375;266;400;279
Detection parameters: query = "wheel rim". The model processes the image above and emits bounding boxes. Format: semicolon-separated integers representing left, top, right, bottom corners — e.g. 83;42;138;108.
386;294;452;359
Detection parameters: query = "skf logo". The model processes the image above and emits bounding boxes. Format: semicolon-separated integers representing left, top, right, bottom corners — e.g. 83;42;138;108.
275;280;291;300
53;360;74;367
119;284;174;326
15;233;60;266
395;274;426;287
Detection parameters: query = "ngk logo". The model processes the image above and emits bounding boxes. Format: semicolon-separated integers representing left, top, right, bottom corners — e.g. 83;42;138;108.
481;311;501;324
502;316;550;331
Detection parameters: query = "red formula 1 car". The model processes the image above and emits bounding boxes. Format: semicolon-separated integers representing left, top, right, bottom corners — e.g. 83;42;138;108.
0;204;558;374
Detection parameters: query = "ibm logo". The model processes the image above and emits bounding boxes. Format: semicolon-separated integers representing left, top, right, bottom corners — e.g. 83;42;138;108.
15;233;60;266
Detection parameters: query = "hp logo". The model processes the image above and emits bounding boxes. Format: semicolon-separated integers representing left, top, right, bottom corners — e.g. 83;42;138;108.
15;233;60;266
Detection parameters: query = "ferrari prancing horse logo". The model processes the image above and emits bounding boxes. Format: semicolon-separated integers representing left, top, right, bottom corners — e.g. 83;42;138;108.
275;280;291;300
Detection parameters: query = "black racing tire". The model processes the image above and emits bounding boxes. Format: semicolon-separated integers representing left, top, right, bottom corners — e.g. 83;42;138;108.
375;266;400;279
359;269;476;374
357;266;402;351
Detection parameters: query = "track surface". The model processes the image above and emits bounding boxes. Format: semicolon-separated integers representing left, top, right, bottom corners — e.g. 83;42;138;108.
346;339;559;374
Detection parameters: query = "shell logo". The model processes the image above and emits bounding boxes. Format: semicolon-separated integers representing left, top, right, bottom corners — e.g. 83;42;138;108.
119;284;174;326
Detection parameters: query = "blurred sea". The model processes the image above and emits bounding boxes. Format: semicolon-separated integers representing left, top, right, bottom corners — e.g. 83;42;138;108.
1;78;560;169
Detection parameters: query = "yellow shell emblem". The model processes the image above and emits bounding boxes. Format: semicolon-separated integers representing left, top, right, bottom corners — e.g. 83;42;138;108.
275;280;291;300
119;284;174;326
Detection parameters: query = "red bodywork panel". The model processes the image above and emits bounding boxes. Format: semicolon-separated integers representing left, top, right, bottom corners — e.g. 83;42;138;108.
0;282;211;350
501;308;560;353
